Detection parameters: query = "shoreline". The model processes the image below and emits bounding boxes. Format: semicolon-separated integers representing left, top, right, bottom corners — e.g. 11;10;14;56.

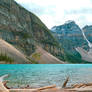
1;75;92;92
2;82;92;92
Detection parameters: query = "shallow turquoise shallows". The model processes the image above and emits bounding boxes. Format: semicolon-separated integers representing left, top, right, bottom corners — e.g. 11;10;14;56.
0;64;92;88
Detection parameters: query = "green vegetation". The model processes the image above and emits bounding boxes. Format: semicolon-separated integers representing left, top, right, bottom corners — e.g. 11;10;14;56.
13;31;33;39
64;52;92;64
22;33;32;39
32;53;41;61
0;53;14;64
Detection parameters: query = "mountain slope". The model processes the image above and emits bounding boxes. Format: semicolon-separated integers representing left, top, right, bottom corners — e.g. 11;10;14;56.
0;39;30;64
0;0;64;63
31;46;64;64
76;47;92;63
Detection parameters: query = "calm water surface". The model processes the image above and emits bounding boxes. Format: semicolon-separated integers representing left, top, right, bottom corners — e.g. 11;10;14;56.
0;64;92;88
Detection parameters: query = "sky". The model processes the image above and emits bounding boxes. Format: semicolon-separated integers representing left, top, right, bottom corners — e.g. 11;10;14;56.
15;0;92;29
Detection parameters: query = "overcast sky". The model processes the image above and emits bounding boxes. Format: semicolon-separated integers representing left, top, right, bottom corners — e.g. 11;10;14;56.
15;0;92;29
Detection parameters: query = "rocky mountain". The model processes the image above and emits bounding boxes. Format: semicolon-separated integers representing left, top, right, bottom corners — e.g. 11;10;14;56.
51;20;89;63
0;0;64;64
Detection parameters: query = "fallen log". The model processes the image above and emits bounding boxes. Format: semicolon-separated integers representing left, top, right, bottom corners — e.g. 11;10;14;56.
0;82;9;92
37;85;56;90
84;83;92;86
72;83;92;88
3;81;10;89
0;74;10;92
9;85;57;92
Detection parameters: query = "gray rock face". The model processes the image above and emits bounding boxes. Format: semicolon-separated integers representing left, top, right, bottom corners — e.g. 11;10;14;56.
0;0;35;55
51;21;87;54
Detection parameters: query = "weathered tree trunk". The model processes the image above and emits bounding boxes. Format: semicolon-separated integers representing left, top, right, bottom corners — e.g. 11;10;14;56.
0;82;9;92
37;85;56;90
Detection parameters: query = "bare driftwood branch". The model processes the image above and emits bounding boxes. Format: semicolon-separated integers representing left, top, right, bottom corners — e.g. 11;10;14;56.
37;85;56;90
0;74;10;90
0;74;9;82
0;82;9;92
72;83;92;88
3;81;10;89
62;77;69;88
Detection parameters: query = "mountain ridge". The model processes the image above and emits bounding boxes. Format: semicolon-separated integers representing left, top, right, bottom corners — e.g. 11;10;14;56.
51;20;90;63
0;0;64;64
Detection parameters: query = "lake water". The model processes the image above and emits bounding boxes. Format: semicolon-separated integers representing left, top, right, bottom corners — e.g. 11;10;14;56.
0;64;92;88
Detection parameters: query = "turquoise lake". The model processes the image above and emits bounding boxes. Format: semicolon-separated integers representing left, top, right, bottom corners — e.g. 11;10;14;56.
0;64;92;88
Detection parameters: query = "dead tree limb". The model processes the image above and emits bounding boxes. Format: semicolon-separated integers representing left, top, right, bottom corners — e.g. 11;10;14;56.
62;77;69;88
0;74;9;82
37;85;56;90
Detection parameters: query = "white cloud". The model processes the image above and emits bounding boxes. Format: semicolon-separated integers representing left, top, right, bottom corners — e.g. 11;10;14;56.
15;0;92;28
